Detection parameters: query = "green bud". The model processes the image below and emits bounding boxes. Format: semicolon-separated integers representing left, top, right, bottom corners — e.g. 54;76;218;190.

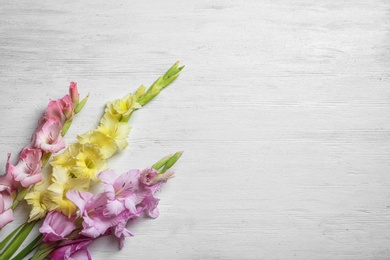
138;62;183;106
161;151;183;173
74;93;89;114
152;154;173;170
135;85;147;102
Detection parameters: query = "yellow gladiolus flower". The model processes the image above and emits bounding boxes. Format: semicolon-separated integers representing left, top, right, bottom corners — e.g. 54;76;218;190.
72;143;107;181
50;143;82;168
98;112;131;150
44;166;90;217
25;179;51;222
77;130;118;159
105;93;141;122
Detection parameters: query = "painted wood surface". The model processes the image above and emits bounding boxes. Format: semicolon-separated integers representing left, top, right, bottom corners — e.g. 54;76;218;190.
0;1;390;259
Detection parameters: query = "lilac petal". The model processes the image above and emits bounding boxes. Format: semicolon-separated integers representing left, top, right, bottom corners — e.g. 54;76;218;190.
103;199;125;217
39;211;77;243
68;249;92;260
51;238;92;260
98;170;117;185
66;190;94;213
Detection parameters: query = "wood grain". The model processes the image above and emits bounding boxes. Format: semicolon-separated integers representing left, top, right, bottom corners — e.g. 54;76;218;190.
0;1;390;259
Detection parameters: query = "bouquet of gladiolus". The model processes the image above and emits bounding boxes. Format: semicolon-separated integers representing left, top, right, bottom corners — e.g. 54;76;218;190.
0;62;184;260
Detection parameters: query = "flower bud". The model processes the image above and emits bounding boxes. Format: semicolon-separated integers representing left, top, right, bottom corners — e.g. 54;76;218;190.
161;151;183;173
74;93;89;114
69;82;80;106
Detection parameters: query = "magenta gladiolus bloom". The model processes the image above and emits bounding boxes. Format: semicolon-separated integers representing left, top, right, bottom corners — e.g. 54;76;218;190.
8;149;42;187
34;117;66;153
39;211;77;243
50;238;92;260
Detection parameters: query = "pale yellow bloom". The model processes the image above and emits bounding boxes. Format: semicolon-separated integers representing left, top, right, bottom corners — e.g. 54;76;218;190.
25;179;51;222
77;130;118;159
72;143;107;181
105;93;141;122
98;112;131;150
44;166;90;217
50;143;82;168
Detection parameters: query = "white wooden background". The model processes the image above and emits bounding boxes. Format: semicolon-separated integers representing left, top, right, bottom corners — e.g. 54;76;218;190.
1;1;390;259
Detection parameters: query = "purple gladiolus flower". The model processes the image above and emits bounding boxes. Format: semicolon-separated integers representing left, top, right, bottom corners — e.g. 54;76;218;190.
50;238;92;260
39;211;77;243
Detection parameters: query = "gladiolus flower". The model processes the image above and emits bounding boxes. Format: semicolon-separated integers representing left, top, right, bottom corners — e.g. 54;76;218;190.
66;190;115;238
97;113;131;150
105;93;141;122
50;238;93;260
98;169;164;218
25;179;50;221
34;117;66;153
39;211;77;243
42;94;74;124
44;166;90;217
72;143;107;181
0;154;18;193
8;148;42;187
77;130;118;159
0;191;14;228
50;143;82;169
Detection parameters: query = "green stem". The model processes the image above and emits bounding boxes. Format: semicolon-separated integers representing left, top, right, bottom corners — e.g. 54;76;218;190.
11;187;30;210
10;234;42;260
0;223;24;251
0;221;36;260
29;242;59;260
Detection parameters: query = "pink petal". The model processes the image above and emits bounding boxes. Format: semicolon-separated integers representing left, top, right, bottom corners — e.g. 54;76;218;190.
0;208;14;229
66;190;94;214
34;117;66;153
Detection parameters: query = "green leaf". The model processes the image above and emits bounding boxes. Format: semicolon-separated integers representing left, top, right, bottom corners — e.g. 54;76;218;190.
0;223;24;252
0;221;36;260
10;234;42;260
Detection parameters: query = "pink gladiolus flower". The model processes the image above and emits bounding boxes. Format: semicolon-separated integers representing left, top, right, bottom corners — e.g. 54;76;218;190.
0;154;17;228
8;149;42;187
0;191;14;228
51;238;92;260
39;211;77;243
69;82;80;105
42;94;74;124
0;154;18;193
34;117;66;153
